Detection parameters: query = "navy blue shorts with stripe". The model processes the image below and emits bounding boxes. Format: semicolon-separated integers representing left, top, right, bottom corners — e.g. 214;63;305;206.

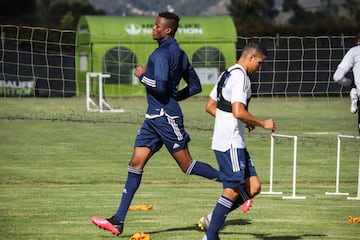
135;115;190;153
214;148;257;188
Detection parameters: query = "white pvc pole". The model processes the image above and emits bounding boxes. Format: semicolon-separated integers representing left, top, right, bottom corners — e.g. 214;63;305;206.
283;136;306;200
269;134;275;192
262;133;305;198
98;73;103;112
261;134;282;195
325;135;356;196
347;154;360;200
335;134;341;193
86;73;90;111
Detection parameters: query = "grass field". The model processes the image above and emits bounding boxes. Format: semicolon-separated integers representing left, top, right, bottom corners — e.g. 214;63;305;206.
1;97;360;240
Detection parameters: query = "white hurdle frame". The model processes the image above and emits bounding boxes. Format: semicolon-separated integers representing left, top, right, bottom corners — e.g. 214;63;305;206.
86;72;124;113
261;133;306;200
326;134;360;200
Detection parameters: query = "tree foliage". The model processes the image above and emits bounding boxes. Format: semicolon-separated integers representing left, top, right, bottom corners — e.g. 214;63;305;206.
0;0;105;29
1;0;359;34
228;0;360;35
228;0;270;34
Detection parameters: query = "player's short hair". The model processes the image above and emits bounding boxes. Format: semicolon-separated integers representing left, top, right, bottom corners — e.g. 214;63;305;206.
159;12;180;36
243;39;268;57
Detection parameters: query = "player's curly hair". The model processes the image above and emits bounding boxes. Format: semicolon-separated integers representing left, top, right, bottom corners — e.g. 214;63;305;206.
159;12;180;36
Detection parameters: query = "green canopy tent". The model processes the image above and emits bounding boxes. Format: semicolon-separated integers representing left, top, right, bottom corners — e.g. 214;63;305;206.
76;15;237;96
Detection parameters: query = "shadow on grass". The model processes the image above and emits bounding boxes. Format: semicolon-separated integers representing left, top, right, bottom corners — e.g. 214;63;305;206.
223;218;252;228
222;232;328;239
222;219;327;239
137;218;326;239
145;218;252;235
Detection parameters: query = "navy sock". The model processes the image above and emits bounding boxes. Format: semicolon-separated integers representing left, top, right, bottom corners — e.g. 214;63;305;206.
229;188;250;212
186;160;220;181
206;196;233;240
114;166;143;222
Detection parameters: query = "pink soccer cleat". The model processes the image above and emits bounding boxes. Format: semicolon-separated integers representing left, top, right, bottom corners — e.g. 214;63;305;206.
91;216;123;236
241;199;253;213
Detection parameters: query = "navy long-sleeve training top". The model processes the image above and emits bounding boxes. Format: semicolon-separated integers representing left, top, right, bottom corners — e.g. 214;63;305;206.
138;38;202;117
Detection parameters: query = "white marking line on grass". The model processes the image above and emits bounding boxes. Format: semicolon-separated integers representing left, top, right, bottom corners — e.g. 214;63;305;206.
303;132;339;135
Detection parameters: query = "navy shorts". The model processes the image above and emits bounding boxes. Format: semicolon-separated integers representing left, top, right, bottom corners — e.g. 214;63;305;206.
214;148;257;188
134;115;190;153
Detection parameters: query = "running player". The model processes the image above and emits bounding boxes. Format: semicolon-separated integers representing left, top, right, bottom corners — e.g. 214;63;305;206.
90;12;220;236
333;33;360;134
201;40;276;240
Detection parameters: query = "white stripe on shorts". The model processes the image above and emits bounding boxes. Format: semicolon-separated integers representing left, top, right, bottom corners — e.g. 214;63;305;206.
230;146;240;172
166;114;183;141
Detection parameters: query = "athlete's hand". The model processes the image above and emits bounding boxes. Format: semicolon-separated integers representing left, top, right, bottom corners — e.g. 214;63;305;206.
134;65;147;77
263;119;276;132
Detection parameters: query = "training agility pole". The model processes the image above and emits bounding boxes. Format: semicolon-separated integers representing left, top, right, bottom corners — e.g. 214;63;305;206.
326;134;360;200
261;133;306;200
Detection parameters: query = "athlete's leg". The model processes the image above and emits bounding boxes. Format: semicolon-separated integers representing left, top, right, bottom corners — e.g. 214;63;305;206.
92;118;163;235
228;176;259;213
230;150;260;212
158;113;219;181
171;148;220;181
350;87;358;114
206;188;238;240
245;175;261;197
205;148;243;240
113;147;152;222
91;147;153;235
244;149;261;197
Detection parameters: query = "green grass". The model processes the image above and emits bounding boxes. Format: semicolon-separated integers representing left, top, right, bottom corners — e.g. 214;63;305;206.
0;97;360;240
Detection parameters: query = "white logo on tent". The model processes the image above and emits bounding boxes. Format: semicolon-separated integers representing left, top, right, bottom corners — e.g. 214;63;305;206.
125;23;142;35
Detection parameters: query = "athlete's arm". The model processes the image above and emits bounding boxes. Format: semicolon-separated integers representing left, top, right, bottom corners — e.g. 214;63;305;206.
139;74;167;93
177;64;202;101
135;52;168;94
232;102;275;132
205;97;217;117
333;67;352;86
333;48;354;86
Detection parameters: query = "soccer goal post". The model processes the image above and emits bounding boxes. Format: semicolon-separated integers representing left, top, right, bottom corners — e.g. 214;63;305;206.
86;72;124;113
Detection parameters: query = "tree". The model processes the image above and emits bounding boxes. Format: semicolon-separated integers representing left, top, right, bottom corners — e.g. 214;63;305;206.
0;0;105;29
344;0;360;23
283;0;316;26
60;11;75;30
41;0;105;29
228;0;272;34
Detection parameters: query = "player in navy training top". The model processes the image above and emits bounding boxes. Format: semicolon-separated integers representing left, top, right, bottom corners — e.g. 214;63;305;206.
91;12;220;236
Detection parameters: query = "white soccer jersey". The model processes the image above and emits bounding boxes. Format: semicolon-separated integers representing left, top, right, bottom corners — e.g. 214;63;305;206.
209;64;251;151
337;45;360;95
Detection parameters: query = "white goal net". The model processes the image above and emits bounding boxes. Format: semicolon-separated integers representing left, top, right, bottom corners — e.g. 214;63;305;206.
0;24;356;99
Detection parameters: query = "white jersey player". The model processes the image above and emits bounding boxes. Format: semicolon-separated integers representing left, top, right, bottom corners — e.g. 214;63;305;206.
201;40;276;240
333;33;360;134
